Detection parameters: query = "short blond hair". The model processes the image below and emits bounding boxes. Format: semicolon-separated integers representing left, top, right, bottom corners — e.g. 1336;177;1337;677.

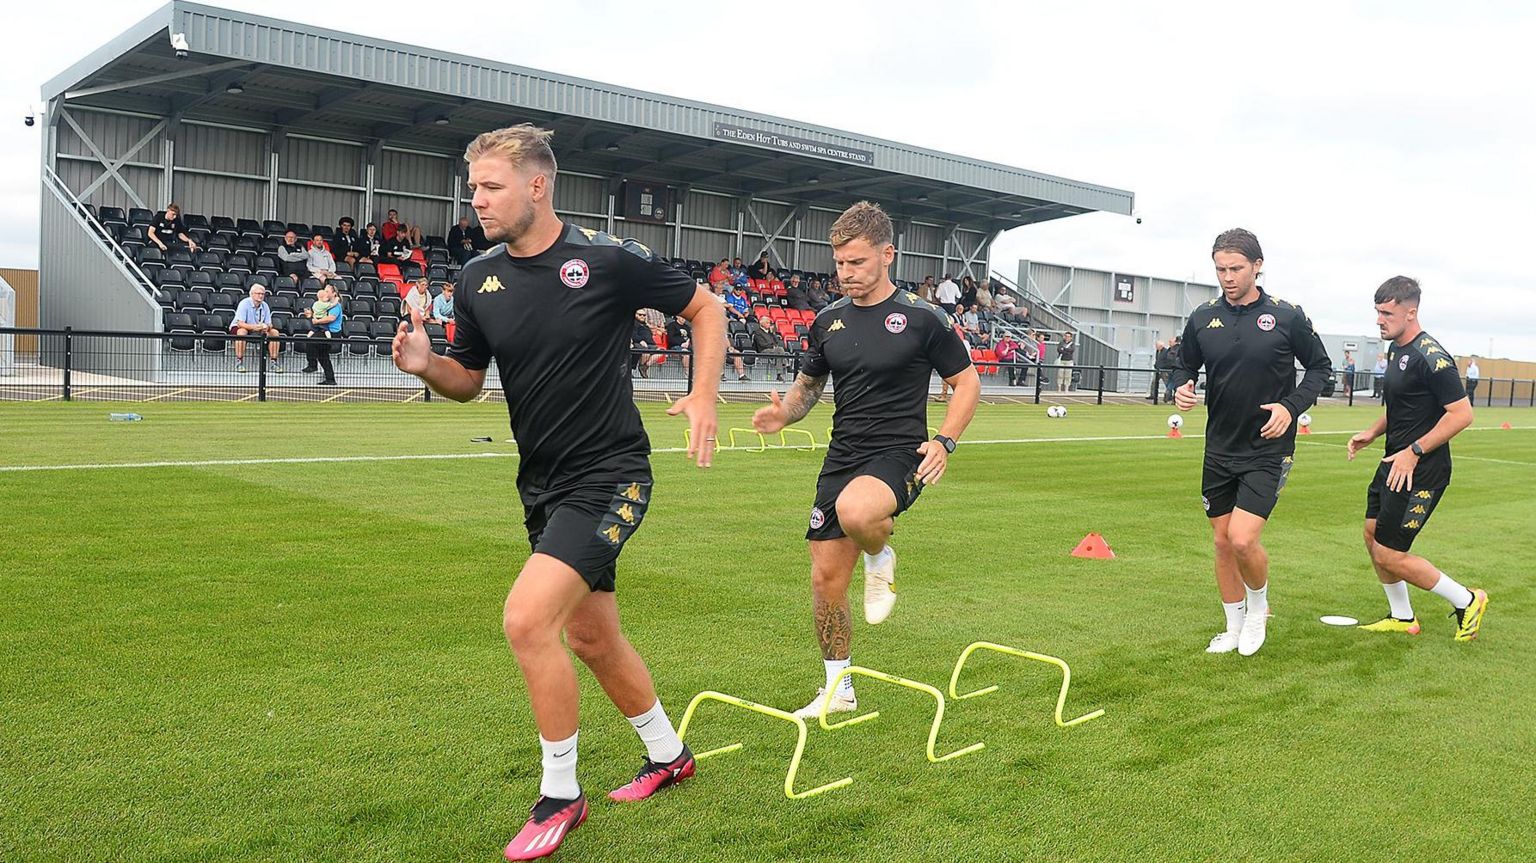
464;124;558;179
829;201;893;248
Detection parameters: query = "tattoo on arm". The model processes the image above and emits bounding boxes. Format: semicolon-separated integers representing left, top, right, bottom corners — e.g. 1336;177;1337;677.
814;596;852;661
782;373;828;423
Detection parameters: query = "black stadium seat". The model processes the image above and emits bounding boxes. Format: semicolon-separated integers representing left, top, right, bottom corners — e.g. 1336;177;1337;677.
98;206;127;227
166;314;198;352
370;321;395;357
343;320;372;354
197;315;228;352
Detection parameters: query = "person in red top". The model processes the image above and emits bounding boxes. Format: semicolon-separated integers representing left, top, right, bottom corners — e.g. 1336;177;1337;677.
995;333;1024;386
707;258;731;289
380;208;424;248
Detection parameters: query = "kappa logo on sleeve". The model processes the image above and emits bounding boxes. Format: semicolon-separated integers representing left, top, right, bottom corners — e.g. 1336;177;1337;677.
478;275;505;293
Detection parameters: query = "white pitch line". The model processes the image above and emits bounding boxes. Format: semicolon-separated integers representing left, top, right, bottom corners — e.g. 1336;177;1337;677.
2;425;1530;473
1296;438;1536;467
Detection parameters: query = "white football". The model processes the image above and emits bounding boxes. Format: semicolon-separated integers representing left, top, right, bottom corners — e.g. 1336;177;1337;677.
1046;405;1067;418
1298;412;1313;428
1167;414;1183;429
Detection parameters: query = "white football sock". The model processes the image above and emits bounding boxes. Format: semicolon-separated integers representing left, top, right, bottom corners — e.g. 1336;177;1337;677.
1382;581;1414;619
864;546;893;570
626;699;684;764
538;731;580;800
1244;582;1269;617
1222;600;1246;634
824;658;854;696
1429;571;1473;609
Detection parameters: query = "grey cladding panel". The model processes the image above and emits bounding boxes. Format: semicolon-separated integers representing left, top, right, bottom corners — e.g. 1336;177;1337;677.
178;124;265;175
284;137;363;185
553;174;607;216
379;149;452;196
278;185;365;231
681;192;734;231
60;161;163;212
175;173;268;221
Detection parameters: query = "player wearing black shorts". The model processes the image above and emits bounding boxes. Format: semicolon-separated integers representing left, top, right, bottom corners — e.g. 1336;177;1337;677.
750;202;978;719
391;125;726;861
1347;276;1485;640
1171;229;1332;657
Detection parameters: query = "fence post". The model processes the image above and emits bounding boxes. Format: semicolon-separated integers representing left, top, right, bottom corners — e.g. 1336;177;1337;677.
1511;379;1517;408
423;382;432;402
62;327;72;402
686;347;695;395
257;335;268;402
1096;367;1105;405
1034;363;1043;404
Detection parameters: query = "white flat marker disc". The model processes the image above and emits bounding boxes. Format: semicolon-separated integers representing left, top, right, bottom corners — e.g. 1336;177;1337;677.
1319;615;1359;626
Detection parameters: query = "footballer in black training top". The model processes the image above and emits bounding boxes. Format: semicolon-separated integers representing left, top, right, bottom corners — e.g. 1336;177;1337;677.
391;124;726;861
1346;275;1485;641
1171;228;1332;658
752;201;978;720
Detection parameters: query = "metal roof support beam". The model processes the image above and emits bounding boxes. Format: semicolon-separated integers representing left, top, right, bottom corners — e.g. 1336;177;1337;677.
745;200;796;267
949;225;990;277
64;108;166;209
63;59;250;101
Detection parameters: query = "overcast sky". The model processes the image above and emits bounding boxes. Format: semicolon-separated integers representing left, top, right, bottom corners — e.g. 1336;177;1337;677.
4;1;1533;358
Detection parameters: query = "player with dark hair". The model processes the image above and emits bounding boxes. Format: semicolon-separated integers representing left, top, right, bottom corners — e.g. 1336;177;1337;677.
1171;228;1334;657
753;200;979;718
393;123;726;860
1347;276;1486;639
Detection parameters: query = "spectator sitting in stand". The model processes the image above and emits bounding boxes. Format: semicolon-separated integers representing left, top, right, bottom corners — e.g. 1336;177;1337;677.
750;314;788;381
974;279;995;312
447;216;481;265
333;217;364;266
960;275;978;308
428;282;454;323
807;277;830;311
403;278;433;320
724;284;751;324
380;209;423;248
916;275;936;302
306;232;338;280
630;310;661;377
276;230;309;278
357;223;383;263
785;273;811;311
748;251;773;280
958;303;981;338
298;283;343;385
384;232;414;263
708;258;732;288
666;314;692;378
230;284;282;374
149;203;198;254
995;332;1021;386
728;257;749;286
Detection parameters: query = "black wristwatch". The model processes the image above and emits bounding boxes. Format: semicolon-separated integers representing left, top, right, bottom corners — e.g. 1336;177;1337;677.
1410;441;1425;457
933;434;957;454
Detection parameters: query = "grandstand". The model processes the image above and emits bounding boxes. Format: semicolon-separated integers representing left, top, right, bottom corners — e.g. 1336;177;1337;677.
35;1;1133;391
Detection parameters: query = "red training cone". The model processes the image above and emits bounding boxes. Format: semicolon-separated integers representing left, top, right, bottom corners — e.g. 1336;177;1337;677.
1298;425;1311;434
1501;421;1513;430
1071;532;1116;559
1167;427;1183;439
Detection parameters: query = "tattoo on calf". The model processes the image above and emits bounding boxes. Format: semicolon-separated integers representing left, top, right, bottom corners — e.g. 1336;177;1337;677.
814;595;852;661
783;373;828;424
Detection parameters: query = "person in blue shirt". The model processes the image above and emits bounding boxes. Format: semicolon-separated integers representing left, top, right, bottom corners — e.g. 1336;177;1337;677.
230;285;282;373
299;283;343;385
724;284;750;324
429;282;455;323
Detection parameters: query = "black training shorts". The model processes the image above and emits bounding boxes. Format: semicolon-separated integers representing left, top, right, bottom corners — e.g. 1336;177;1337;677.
1366;462;1446;553
807;447;925;541
1201;453;1294;520
524;479;652;591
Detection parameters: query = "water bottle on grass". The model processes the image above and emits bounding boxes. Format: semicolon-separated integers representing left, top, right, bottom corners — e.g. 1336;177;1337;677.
108;413;143;422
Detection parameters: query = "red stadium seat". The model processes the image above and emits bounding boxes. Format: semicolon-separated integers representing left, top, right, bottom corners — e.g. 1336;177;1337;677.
980;349;998;375
377;263;400;281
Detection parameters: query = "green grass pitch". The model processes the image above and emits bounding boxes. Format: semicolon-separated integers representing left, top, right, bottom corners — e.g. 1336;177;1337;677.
2;400;1533;862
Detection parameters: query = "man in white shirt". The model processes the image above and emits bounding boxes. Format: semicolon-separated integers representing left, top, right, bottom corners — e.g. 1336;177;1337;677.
1465;357;1480;401
230;285;283;373
935;273;962;314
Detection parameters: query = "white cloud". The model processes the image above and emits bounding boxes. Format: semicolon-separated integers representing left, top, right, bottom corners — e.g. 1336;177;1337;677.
3;0;1533;357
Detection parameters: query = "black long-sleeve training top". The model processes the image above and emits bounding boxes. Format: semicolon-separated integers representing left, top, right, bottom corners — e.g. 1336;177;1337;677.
1170;288;1333;459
